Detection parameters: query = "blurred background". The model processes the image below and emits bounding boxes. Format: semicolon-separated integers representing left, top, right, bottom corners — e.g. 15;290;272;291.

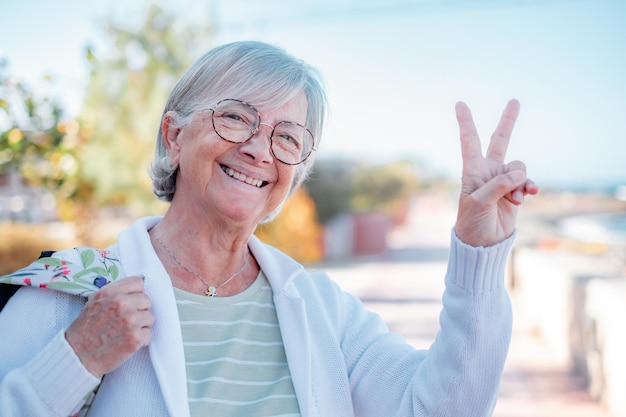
1;0;626;415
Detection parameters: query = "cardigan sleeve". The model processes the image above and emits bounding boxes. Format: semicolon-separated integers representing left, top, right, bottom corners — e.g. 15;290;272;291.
0;284;101;416
342;230;514;417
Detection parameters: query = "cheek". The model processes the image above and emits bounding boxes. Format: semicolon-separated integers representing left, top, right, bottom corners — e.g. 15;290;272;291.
181;134;226;166
272;167;297;201
176;141;222;186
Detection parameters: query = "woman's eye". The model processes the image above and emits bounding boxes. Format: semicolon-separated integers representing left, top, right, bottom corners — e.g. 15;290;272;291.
276;133;302;149
223;112;244;121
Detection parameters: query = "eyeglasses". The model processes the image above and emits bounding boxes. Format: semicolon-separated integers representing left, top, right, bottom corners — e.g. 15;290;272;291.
207;99;316;165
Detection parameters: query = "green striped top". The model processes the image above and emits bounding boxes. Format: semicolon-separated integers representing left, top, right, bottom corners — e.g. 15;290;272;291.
173;271;301;417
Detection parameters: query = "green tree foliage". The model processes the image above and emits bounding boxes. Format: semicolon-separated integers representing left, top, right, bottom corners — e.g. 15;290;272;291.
351;160;421;220
304;158;354;225
305;158;422;225
79;4;213;214
0;58;81;198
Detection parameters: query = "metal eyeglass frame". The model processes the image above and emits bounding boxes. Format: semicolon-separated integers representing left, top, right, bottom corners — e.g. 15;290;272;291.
207;98;317;165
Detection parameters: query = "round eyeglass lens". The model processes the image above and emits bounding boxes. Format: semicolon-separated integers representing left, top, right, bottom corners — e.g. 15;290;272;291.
271;121;314;165
212;100;259;143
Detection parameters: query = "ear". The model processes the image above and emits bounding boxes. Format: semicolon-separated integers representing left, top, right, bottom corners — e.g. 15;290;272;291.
162;111;182;166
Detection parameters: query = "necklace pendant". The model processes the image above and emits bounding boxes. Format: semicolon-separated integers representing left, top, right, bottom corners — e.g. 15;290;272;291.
206;286;217;297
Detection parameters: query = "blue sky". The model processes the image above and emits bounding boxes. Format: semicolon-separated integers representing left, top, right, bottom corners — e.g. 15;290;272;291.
1;0;625;189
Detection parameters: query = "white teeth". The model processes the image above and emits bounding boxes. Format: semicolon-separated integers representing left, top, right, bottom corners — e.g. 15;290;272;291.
224;167;264;187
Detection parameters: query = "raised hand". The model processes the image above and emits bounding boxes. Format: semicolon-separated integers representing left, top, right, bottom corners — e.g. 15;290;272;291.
65;276;154;378
454;99;539;247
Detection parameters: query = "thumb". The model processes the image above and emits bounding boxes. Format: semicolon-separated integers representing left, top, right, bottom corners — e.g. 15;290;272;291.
470;170;527;206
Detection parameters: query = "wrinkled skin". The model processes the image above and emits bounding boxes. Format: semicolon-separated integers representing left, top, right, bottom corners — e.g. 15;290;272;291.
65;276;154;378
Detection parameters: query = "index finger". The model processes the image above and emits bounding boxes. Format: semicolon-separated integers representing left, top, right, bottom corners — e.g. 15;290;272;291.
456;101;483;161
486;99;520;163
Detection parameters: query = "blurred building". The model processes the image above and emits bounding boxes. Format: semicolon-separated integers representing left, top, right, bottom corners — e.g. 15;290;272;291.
0;170;56;222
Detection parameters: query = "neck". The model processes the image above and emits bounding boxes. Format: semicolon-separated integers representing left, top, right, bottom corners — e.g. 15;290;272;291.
166;190;261;244
151;216;258;296
158;208;253;256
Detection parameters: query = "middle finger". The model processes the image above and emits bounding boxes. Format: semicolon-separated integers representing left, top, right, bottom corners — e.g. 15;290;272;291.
486;99;520;163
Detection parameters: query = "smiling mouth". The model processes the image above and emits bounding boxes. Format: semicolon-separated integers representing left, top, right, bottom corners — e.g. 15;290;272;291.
220;165;268;188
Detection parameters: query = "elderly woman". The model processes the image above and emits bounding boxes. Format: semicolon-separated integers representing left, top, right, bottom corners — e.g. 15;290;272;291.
0;40;537;417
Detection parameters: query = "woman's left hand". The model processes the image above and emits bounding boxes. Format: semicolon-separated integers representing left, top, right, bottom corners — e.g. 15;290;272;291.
454;99;539;247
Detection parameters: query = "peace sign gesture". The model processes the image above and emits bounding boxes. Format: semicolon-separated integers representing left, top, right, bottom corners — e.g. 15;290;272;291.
454;99;539;247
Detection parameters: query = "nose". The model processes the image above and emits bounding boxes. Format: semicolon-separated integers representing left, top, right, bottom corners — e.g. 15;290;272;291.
239;123;274;163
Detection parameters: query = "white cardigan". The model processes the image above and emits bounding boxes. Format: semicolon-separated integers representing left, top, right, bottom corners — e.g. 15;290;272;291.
0;216;514;417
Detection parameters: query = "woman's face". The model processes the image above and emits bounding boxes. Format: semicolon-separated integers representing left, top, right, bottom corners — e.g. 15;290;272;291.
165;93;307;227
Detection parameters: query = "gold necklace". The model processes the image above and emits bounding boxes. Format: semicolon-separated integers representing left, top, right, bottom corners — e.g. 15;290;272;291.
154;233;249;297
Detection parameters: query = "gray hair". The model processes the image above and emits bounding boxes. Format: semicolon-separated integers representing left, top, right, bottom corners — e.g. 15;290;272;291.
150;41;327;220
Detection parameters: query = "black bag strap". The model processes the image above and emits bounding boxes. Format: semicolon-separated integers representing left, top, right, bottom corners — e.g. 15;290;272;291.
0;283;20;310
